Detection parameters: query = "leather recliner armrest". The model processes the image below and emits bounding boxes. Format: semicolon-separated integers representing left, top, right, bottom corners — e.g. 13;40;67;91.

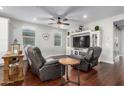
45;58;58;65
45;61;58;65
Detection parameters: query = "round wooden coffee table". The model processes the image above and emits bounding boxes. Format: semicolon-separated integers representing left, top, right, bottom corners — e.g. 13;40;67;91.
59;57;80;85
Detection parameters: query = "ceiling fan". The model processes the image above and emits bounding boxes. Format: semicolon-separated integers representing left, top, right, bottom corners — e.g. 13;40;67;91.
36;6;84;28
48;17;70;26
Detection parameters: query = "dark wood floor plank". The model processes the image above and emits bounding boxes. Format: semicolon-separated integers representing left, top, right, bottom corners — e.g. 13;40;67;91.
1;58;124;86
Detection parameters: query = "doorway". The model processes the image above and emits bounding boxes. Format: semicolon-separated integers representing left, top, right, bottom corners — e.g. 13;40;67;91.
113;20;124;62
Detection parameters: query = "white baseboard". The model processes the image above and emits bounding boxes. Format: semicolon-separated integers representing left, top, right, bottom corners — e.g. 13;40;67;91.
99;59;114;64
45;54;66;58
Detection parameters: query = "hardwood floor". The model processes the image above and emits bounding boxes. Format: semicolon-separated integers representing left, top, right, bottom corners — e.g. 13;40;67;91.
1;57;124;86
0;66;3;81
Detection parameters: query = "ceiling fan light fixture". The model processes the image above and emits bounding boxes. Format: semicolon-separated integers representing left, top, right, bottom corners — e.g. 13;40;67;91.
83;14;87;18
58;24;64;28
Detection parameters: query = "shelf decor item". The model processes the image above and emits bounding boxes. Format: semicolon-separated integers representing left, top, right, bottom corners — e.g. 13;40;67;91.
79;25;83;31
95;26;100;31
67;32;70;36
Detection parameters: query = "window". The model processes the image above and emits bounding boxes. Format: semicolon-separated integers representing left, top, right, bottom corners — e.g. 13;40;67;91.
0;18;8;52
22;29;35;47
54;33;61;46
0;17;9;64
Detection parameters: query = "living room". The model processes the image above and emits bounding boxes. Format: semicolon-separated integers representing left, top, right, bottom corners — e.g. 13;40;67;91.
1;6;124;87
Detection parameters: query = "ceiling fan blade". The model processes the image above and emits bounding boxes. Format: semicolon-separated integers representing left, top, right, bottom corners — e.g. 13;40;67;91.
63;18;68;21
37;6;58;19
37;17;51;20
61;6;84;18
49;18;55;21
68;18;83;23
48;23;56;25
37;17;56;21
61;23;70;25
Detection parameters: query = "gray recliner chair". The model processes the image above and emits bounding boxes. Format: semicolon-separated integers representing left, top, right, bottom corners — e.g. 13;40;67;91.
25;46;65;81
73;47;102;72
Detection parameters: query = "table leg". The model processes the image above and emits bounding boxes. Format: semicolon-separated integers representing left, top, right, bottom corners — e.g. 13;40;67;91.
77;65;80;85
66;65;69;81
60;64;64;85
60;64;80;86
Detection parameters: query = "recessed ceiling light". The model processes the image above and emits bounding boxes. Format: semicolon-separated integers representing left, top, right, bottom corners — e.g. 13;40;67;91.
33;18;37;21
83;14;87;18
0;6;3;10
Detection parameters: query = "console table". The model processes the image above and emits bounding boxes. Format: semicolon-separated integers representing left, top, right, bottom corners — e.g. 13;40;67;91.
1;53;24;85
59;57;80;85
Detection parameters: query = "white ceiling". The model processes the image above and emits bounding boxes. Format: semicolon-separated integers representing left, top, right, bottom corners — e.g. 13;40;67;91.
0;6;124;29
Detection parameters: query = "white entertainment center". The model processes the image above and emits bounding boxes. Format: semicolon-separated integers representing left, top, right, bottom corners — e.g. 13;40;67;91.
66;30;102;56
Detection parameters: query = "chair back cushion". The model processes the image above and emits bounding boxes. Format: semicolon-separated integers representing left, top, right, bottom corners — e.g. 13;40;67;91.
85;47;102;62
85;47;94;61
26;46;45;69
93;47;102;59
24;45;32;65
33;47;46;65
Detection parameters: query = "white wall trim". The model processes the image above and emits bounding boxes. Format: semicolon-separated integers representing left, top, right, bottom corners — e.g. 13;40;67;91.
45;53;66;58
100;60;114;64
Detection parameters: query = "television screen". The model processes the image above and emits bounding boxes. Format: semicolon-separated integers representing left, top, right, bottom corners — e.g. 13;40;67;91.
73;35;90;48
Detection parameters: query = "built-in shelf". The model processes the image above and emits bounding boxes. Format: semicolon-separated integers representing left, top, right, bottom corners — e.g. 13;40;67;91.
66;30;102;56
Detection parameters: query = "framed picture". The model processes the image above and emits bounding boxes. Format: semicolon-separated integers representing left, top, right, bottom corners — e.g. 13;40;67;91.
42;33;49;40
11;44;20;54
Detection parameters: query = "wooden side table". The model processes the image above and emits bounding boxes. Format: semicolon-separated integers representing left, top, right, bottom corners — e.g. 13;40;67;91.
1;53;24;85
59;57;80;85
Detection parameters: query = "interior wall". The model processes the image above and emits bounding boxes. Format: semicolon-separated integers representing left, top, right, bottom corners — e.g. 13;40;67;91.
84;13;124;64
9;19;66;57
2;13;124;64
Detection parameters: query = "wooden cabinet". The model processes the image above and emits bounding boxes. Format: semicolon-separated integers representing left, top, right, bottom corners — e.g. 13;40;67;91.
1;53;24;85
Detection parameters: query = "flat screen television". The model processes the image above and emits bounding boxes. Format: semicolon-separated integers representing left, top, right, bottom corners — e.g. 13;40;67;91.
73;35;90;48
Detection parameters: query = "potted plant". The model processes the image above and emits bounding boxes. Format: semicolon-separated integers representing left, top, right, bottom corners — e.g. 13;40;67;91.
95;26;100;31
